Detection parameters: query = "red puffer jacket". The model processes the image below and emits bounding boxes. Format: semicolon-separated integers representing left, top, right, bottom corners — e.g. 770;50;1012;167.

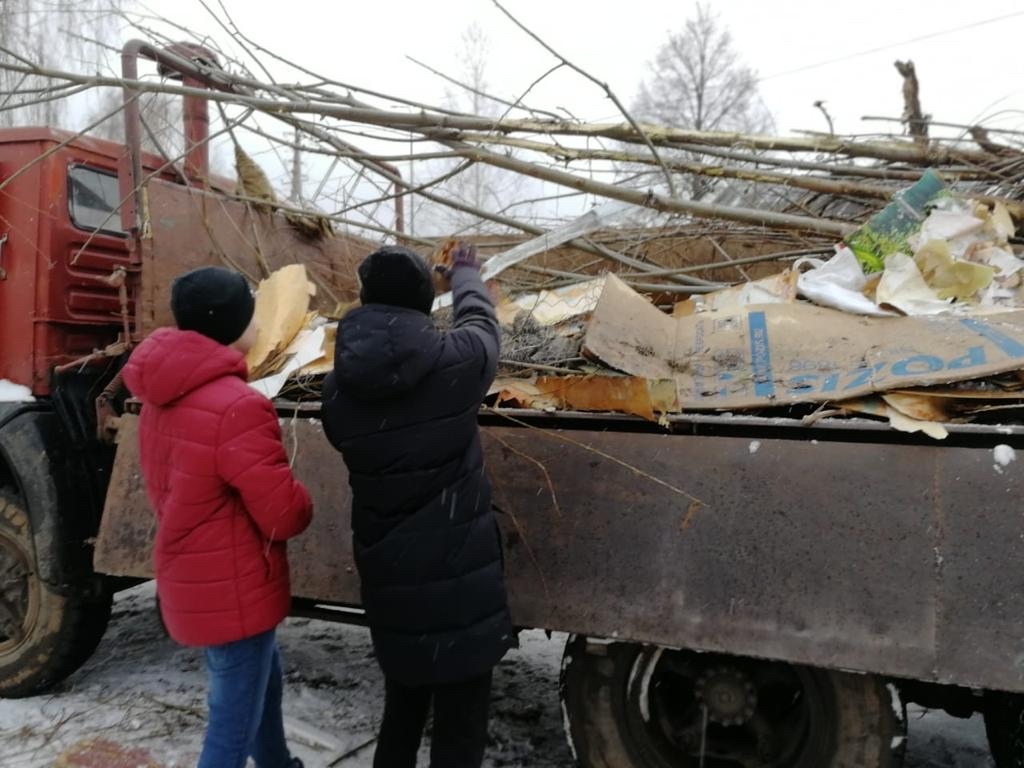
122;328;313;647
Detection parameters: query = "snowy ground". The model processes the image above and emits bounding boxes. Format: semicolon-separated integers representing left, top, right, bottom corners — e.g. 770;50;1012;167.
0;583;996;767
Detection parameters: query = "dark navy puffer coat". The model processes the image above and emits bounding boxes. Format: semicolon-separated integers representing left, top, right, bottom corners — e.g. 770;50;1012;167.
321;266;514;686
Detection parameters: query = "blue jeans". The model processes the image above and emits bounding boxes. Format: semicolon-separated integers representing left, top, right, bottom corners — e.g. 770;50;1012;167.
197;629;292;768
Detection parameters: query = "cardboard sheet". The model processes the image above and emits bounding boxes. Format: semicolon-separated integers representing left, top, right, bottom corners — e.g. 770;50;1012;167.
881;391;951;423
534;374;678;422
840;396;949;440
496;278;605;327
246;264;317;377
584;275;1024;411
249;325;326;399
673;270;798;317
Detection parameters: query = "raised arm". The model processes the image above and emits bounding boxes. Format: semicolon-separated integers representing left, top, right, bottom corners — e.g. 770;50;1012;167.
442;243;499;385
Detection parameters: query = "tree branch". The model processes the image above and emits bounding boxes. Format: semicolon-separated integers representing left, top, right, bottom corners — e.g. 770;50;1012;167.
406;55;562;121
491;0;678;197
0;56;998;168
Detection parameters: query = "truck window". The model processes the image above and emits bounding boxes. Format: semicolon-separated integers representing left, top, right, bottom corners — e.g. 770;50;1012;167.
68;166;125;235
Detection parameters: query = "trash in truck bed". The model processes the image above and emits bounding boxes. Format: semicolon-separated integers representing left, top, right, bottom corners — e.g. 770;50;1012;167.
241;175;1024;439
583;274;1024;411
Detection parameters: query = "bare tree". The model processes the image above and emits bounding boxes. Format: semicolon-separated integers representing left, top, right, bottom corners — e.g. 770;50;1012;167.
631;3;773;199
452;23;494;218
634;4;772;134
416;23;529;235
0;0;127;128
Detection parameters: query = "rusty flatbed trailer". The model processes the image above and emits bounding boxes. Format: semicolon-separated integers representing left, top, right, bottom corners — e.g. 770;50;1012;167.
94;404;1024;768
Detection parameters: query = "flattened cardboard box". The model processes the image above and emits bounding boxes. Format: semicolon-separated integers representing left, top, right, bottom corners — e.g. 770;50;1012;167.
584;275;1024;411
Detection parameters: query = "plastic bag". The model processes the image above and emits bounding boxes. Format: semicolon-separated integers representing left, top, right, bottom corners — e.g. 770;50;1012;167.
795;247;896;317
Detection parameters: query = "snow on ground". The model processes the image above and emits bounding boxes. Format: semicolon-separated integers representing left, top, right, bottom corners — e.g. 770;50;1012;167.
0;583;996;767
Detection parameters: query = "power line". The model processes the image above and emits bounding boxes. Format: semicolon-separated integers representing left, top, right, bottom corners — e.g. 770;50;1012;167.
760;9;1024;81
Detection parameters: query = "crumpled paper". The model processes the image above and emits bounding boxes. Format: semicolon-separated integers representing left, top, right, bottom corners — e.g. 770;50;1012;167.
875;252;951;315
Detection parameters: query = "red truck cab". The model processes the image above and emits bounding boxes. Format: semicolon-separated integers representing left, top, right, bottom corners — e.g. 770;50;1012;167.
0;128;168;395
0;128;146;696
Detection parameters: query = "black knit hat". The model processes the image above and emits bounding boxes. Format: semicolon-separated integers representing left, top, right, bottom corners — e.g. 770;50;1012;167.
358;246;435;314
171;266;255;345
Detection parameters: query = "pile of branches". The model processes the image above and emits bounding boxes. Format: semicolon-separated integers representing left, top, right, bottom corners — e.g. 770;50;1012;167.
0;0;1020;298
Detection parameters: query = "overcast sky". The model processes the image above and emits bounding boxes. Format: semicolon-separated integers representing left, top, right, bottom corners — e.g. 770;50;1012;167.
152;0;1024;138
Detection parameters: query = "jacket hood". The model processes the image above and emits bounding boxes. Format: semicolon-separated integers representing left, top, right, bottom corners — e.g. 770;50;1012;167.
333;305;443;399
123;327;249;406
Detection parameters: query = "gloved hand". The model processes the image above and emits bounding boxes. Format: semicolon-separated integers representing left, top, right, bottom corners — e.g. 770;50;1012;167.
449;241;479;272
433;240;479;290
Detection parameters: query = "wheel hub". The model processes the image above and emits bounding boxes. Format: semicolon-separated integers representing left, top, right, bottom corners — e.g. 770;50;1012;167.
695;665;758;726
0;531;31;647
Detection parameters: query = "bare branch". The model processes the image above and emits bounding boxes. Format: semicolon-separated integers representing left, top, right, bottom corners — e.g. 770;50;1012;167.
894;60;928;144
406;55;561;121
813;100;835;135
491;0;678;197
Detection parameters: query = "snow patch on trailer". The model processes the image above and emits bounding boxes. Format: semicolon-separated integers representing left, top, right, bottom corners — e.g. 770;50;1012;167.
0;379;33;402
993;444;1016;474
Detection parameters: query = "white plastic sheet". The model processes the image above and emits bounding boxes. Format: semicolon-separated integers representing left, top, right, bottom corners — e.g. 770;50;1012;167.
795;247;896;317
432;200;630;312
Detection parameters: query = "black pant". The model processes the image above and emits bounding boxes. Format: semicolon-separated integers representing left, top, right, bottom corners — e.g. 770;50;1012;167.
372;671;492;768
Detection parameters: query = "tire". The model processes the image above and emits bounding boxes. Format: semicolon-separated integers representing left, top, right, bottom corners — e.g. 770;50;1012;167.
0;489;112;698
560;635;906;768
984;692;1024;767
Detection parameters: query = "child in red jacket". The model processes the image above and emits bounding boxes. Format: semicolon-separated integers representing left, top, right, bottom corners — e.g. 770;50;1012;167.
123;266;313;768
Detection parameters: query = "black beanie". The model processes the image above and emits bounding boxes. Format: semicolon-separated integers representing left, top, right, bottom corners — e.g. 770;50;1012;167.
171;266;255;345
358;246;435;314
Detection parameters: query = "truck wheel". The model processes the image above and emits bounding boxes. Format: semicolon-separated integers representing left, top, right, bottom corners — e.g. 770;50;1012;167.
984;692;1024;767
0;489;112;698
560;636;906;768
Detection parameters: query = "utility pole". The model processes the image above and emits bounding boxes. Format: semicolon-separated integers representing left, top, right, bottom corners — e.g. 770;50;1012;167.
408;132;415;238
